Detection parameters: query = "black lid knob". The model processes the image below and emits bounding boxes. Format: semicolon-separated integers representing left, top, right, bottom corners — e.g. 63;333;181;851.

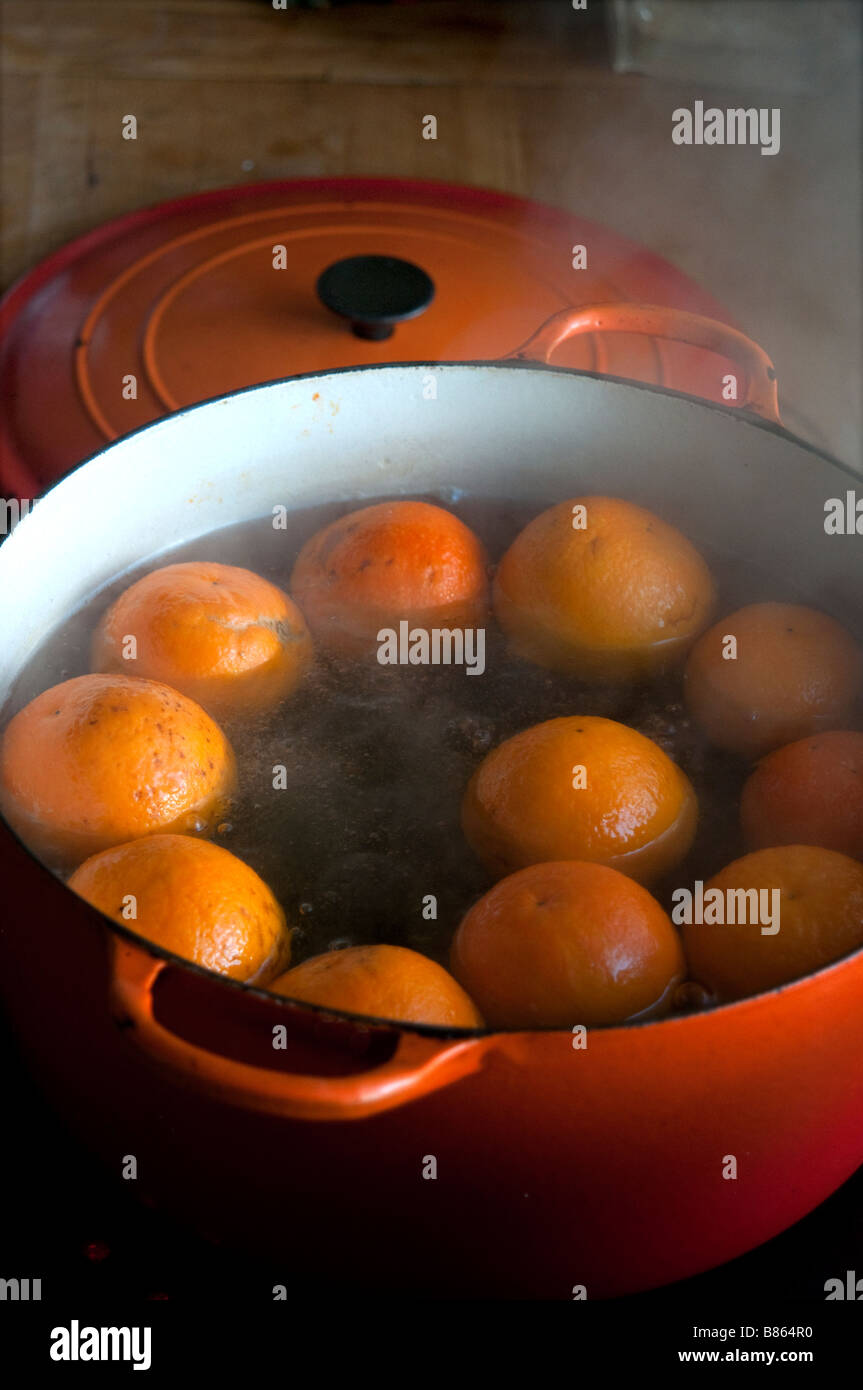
316;255;435;341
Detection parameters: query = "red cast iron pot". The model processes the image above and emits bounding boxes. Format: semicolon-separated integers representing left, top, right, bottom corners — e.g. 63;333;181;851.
0;305;861;1299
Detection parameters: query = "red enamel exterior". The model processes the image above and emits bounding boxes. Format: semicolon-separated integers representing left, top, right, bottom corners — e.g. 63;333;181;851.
2;823;862;1299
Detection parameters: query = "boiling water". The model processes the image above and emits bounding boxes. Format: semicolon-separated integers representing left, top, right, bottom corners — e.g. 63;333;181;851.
2;495;820;974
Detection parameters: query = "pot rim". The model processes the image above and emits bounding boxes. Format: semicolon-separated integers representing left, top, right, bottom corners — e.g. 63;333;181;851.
2;359;861;1043
10;357;859;500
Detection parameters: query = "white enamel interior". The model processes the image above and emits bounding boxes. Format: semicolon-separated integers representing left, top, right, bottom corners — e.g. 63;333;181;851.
0;363;859;701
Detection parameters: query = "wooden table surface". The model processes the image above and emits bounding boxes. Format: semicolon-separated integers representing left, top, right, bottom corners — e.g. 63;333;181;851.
2;0;861;465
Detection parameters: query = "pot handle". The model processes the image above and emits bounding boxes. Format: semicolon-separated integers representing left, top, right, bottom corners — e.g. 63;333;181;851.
109;940;486;1122
505;303;782;426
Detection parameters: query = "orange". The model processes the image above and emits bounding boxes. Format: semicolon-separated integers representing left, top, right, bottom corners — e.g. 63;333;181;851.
450;860;685;1029
91;561;313;718
682;844;863;1002
684;602;863;759
289;501;489;657
0;674;236;868
461;715;697;886
493;496;715;678
69;834;289;983
741;731;863;860
268;943;483;1028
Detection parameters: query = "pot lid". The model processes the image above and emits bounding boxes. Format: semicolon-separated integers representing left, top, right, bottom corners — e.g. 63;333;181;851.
0;177;738;496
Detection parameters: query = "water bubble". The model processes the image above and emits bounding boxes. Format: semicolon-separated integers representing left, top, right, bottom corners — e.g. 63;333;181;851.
672;980;713;1013
445;715;495;755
